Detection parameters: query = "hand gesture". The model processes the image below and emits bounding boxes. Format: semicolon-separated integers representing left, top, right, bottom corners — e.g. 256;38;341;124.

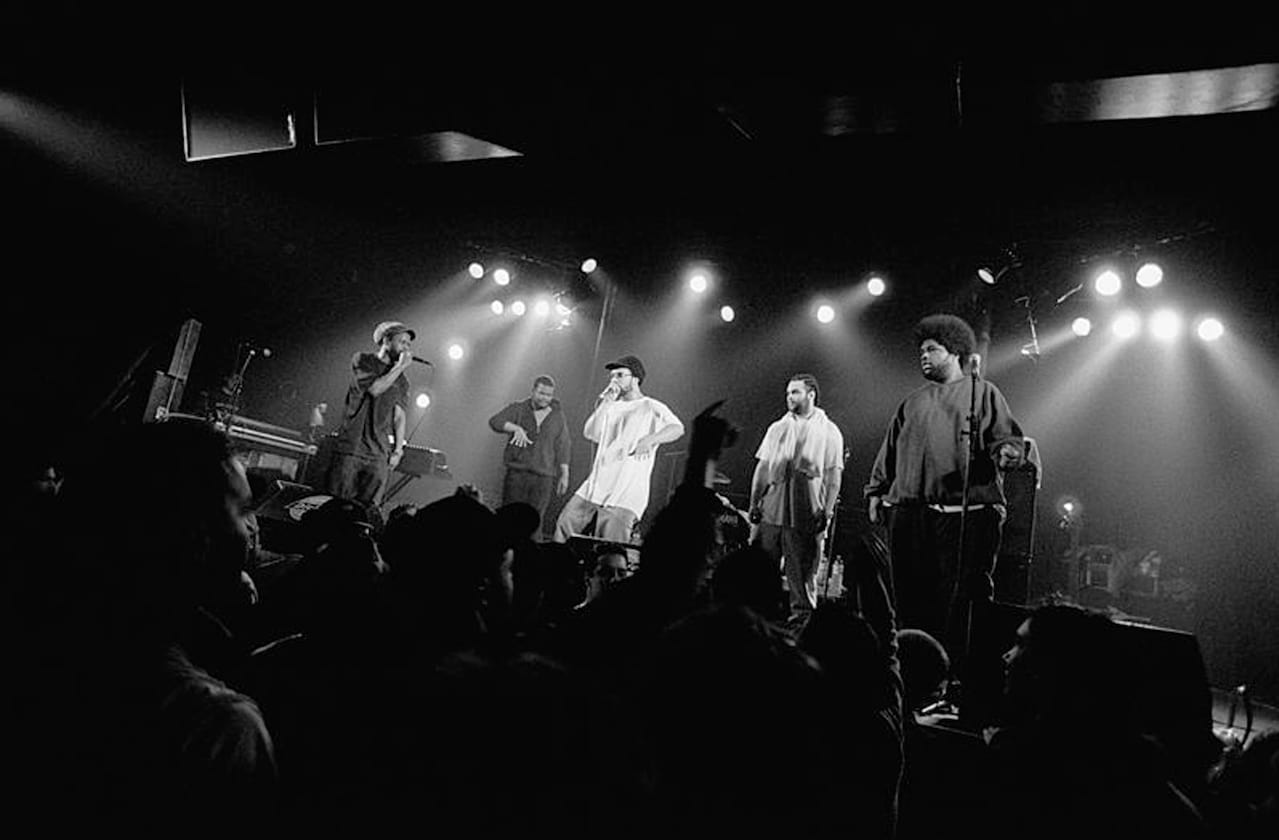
510;426;532;448
867;496;883;525
631;436;657;460
396;350;413;371
683;400;739;488
689;400;738;463
996;440;1026;470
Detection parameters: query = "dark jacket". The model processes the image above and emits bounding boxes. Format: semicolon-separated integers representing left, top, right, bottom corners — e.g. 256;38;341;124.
488;398;571;478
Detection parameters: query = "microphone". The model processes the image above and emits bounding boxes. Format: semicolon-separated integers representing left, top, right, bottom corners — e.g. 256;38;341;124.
968;353;982;377
411;355;433;366
599;382;620;400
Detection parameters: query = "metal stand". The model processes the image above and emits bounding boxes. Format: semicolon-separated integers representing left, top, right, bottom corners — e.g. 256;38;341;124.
949;363;983;662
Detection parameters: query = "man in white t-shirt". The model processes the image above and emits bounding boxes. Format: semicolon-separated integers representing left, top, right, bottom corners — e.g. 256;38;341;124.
554;355;685;544
749;373;845;620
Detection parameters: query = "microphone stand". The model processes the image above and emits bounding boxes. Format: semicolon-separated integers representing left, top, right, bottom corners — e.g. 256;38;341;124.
214;344;260;426
950;359;982;666
406;407;429;445
583;276;617;495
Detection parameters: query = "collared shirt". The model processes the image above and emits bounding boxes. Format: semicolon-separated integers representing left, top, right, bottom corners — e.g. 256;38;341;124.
488;398;572;477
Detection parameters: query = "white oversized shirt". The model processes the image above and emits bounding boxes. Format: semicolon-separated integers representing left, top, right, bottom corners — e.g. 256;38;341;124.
754;406;844;530
575;396;682;518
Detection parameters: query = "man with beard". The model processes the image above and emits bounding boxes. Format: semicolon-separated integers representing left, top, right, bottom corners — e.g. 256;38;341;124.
325;321;416;508
554;355;684;544
488;375;572;534
748;374;845;622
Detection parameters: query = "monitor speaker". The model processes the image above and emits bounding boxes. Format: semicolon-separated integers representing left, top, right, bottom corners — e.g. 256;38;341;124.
961;601;1213;767
252;481;332;555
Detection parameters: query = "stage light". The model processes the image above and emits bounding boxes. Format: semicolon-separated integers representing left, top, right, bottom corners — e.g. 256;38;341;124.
468;262;484;279
1197;317;1224;342
816;304;835;324
689;273;709;293
1149;309;1182;341
1056;495;1083;523
447;343;464;360
581;258;597;274
490;300;504;315
720;305;735;323
1136;262;1164;288
415;392;431;409
511;300;526;316
1112;311;1141;339
1072;317;1093;336
977;267;997;285
494;268;511;286
867;276;886;296
1095;269;1122;296
534;299;551;317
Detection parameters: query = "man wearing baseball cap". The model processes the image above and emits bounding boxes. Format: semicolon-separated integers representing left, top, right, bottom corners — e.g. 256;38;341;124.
553;355;684;544
324;321;417;508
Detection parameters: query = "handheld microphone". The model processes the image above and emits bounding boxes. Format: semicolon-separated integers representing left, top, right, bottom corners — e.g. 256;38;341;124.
599;382;620;400
411;355;433;366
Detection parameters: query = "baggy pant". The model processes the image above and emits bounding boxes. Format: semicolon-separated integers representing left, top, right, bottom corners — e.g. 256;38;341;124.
501;469;556;536
325;453;389;510
886;504;1003;662
554;493;638;544
753;522;823;616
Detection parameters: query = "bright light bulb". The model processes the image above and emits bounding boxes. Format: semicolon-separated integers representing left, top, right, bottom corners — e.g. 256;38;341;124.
468;262;484;279
1071;317;1093;337
1149;309;1182;341
689;273;708;293
581;258;597;274
816;304;835;324
490;300;504;315
720;305;735;323
415;393;431;409
1197;318;1224;342
1112;311;1141;339
494;268;511;286
534;300;551;317
1095;269;1122;296
867;276;886;296
511;300;526;316
447;344;464;360
1135;262;1163;288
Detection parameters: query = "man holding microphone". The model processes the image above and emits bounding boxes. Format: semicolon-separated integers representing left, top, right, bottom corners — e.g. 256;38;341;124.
324;320;418;509
554;355;684;544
